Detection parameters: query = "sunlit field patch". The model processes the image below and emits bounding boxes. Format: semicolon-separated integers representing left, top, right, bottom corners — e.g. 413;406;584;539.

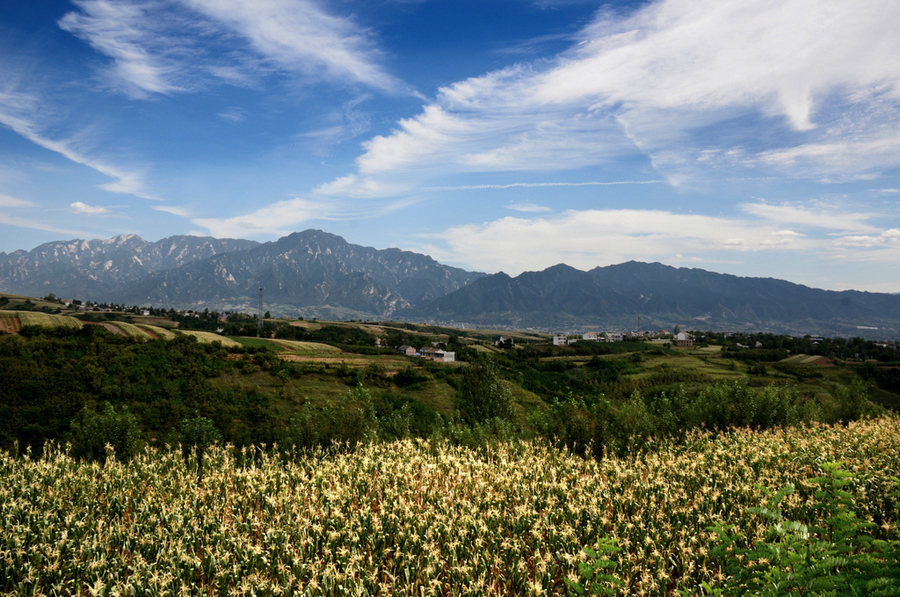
269;339;342;354
176;330;242;347
105;321;154;340
15;311;83;330
137;324;177;340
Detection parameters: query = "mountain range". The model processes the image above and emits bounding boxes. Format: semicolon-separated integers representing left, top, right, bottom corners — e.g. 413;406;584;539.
404;262;900;338
2;230;900;337
0;230;484;320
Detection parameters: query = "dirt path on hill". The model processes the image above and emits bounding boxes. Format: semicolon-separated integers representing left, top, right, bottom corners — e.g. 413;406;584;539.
82;321;126;336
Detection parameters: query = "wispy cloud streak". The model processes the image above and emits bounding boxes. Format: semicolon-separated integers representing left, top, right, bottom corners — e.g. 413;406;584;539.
0;85;151;198
59;0;402;97
424;180;666;191
59;0;189;98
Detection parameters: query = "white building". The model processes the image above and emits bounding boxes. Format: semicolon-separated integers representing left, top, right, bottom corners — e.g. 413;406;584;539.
435;351;455;362
675;332;693;346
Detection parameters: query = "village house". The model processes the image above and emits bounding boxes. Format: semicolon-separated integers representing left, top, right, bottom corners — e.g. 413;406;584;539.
418;346;439;359
494;336;514;347
398;345;416;356
412;346;456;362
552;335;567;346
675;332;693;346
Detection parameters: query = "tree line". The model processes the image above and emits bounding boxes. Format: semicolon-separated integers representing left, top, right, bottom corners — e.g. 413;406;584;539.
0;324;894;463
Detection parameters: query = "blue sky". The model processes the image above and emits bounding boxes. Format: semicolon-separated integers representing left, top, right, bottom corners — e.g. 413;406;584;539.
1;0;899;292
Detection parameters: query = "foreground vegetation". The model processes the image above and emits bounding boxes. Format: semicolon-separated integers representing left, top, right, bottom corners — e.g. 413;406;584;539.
2;298;899;595
2;418;898;596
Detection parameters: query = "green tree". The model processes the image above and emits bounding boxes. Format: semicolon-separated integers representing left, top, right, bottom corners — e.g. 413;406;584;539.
457;355;515;425
180;415;221;482
68;402;140;463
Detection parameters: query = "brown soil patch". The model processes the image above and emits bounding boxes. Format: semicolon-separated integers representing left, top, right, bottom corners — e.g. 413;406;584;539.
280;354;373;367
0;315;21;334
82;321;126;336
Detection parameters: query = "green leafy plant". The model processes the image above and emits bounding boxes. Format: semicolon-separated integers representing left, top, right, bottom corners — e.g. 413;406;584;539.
68;401;140;463
566;537;623;596
701;462;900;596
180;414;221;481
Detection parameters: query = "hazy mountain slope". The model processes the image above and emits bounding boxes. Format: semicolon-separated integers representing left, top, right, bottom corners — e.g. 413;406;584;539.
5;231;900;336
0;230;484;319
405;261;900;337
0;235;258;301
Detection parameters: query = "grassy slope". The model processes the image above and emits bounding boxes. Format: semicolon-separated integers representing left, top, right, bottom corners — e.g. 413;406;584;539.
2;306;897;418
15;311;83;330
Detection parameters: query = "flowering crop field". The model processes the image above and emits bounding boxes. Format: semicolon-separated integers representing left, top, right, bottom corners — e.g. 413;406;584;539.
1;418;898;596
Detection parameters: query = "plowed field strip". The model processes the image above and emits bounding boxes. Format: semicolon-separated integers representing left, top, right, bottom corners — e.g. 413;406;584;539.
82;321;127;336
0;315;19;333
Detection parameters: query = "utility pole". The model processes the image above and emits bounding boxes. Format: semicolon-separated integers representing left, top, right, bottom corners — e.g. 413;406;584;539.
257;286;263;338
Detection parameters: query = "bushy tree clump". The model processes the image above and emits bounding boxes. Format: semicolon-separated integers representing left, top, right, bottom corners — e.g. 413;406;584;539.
457;355;515;425
68;402;140;463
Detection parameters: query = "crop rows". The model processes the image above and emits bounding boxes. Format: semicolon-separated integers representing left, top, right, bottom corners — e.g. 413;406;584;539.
14;312;83;331
0;313;20;334
1;417;898;596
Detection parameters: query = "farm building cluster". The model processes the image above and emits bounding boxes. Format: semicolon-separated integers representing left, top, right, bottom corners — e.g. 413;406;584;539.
397;345;456;362
552;330;693;346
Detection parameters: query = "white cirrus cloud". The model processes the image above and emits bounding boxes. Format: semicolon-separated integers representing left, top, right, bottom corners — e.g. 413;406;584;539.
533;0;900;127
191;197;330;238
59;0;191;98
739;201;879;233
833;229;900;249
0;84;153;199
507;202;552;213
151;204;191;217
326;0;900;198
0;193;33;208
423;208;814;276
182;0;402;92
59;0;402;97
70;201;111;215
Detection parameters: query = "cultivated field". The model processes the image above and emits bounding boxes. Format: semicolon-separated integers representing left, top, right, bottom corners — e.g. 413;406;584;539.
2;417;897;596
136;324;177;340
0;313;21;334
268;339;342;354
14;311;83;331
176;330;242;347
